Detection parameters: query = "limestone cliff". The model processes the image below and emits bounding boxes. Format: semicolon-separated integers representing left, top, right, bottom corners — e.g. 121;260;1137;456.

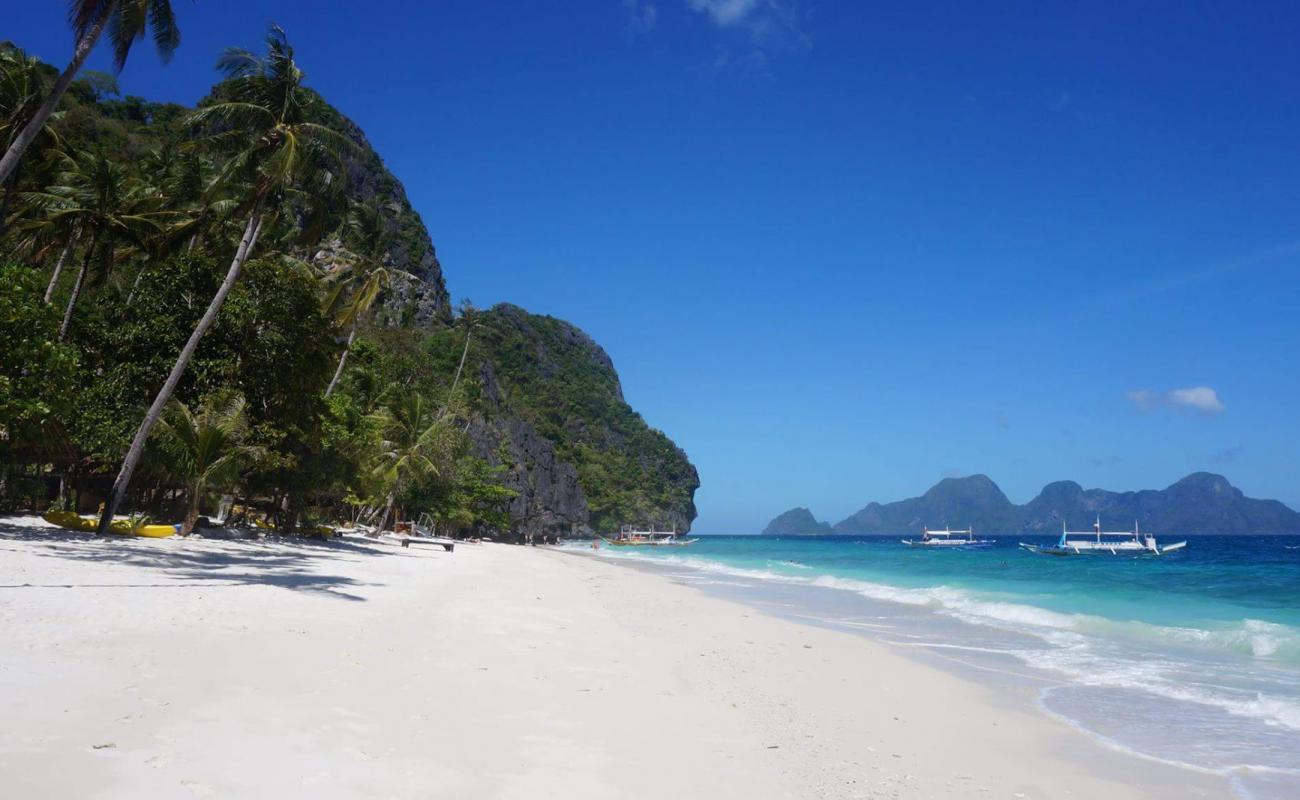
455;305;699;536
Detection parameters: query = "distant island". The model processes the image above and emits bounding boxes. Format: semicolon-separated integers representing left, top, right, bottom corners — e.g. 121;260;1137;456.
765;473;1300;536
762;507;834;536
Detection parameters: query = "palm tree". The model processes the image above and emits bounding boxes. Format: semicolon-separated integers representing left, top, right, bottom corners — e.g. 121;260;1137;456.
322;199;411;398
97;25;352;536
151;392;264;535
369;393;456;533
444;301;479;415
0;45;55;235
0;0;183;186
20;147;164;339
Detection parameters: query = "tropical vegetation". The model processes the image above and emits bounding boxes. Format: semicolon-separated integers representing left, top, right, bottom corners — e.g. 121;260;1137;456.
0;19;698;539
0;29;515;537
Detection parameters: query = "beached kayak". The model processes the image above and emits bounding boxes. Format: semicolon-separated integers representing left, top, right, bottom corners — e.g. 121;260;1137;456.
42;511;177;538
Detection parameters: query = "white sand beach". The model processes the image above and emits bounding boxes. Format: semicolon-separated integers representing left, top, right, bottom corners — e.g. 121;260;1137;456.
0;517;1227;799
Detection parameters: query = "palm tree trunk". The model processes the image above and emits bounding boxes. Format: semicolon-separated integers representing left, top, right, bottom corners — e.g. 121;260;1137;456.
376;492;396;534
0;165;20;238
438;325;473;421
97;202;266;537
181;482;202;536
449;327;472;398
125;264;148;306
0;20;106;186
323;324;357;398
44;225;80;304
58;230;97;341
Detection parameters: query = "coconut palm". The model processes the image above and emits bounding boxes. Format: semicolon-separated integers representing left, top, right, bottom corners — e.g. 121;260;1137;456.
0;45;56;235
369;392;456;533
98;25;352;536
19;147;165;339
151;392;264;535
444;301;479;416
0;0;183;186
322;199;412;398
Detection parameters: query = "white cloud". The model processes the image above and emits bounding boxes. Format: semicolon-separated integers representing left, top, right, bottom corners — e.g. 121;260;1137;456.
686;0;761;27
1125;389;1157;411
1127;386;1225;416
1167;386;1225;414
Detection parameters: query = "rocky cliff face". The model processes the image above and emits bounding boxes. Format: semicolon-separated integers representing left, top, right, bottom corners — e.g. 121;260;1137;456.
310;99;452;327
314;108;697;535
777;473;1300;535
458;305;699;536
311;110;695;536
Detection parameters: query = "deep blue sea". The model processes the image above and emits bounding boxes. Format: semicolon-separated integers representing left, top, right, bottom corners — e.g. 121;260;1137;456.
575;535;1300;799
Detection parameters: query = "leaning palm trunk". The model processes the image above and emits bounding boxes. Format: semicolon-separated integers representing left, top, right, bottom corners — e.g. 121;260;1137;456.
448;327;472;400
323;324;357;398
0;20;106;186
97;202;265;536
58;231;97;341
44;226;80;304
376;491;396;534
0;166;20;238
124;263;149;306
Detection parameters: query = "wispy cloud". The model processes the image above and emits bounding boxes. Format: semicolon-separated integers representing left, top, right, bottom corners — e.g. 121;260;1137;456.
1106;240;1300;308
686;0;760;27
680;0;810;71
1211;444;1243;464
623;0;659;33
1127;386;1225;416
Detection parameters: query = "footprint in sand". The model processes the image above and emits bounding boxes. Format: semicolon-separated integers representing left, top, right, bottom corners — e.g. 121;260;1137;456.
180;780;215;796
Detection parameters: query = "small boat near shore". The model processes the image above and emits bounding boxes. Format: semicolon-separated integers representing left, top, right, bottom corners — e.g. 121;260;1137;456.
1020;519;1186;556
901;526;995;548
600;525;698;547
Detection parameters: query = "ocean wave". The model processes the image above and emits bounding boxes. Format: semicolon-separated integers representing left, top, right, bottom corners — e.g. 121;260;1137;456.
772;559;814;570
582;544;1300;786
663;556;1300;664
586;548;1300;661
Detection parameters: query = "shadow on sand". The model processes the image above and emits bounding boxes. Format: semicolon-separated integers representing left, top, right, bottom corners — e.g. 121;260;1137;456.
0;516;409;602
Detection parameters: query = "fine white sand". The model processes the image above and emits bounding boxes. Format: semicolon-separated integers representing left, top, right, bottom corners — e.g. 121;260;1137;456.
0;516;1228;799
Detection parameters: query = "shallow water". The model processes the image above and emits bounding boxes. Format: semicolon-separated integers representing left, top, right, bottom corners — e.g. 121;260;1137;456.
573;535;1300;799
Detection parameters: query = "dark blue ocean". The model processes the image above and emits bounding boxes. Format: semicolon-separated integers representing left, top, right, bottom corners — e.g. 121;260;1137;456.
575;535;1300;798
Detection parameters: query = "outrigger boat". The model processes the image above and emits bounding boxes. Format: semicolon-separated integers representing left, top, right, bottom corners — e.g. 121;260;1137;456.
1020;518;1186;556
600;525;699;547
901;526;994;548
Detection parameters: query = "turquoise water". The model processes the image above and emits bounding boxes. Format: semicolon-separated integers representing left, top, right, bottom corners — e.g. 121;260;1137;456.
581;535;1300;798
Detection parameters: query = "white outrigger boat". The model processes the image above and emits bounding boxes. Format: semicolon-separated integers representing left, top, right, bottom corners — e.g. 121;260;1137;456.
901;526;995;548
1020;518;1186;556
600;525;699;547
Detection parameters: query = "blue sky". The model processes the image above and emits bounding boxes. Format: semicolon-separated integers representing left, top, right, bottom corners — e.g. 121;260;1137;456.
10;1;1300;532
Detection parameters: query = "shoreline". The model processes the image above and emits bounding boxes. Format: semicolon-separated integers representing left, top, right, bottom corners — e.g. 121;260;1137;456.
562;546;1237;798
1;516;1228;798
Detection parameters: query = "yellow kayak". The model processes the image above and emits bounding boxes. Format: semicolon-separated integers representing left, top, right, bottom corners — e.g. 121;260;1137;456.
43;511;177;538
134;524;179;538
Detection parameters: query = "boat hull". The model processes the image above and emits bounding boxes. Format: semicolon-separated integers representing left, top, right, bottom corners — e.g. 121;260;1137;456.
1019;542;1183;556
600;537;698;547
901;539;995;548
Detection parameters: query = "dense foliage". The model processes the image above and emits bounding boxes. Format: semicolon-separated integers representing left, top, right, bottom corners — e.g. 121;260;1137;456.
0;35;509;533
0;30;697;537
